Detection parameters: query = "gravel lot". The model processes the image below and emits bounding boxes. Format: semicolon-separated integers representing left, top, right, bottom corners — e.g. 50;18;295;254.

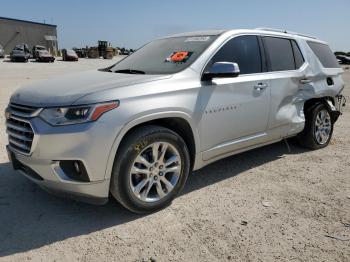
0;57;349;262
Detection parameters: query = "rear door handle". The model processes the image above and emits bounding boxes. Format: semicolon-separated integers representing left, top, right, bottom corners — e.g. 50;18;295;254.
300;78;311;84
254;83;268;91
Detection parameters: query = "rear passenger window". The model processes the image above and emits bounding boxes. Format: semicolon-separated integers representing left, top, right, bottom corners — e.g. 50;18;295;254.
291;40;304;68
207;35;262;75
263;37;295;71
307;41;340;68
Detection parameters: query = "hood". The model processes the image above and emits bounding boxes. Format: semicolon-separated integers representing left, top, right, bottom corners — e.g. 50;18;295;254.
10;70;171;107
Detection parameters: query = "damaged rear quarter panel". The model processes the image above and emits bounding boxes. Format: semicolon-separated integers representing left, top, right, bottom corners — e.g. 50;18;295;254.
267;39;344;138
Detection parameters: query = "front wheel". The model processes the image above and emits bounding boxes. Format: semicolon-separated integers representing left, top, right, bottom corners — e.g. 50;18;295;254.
297;103;334;149
110;125;190;213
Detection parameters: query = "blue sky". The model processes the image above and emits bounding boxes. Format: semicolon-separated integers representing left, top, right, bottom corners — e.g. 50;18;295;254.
1;0;349;51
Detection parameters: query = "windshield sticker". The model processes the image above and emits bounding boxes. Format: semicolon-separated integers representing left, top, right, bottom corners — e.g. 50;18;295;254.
166;51;192;63
185;36;211;42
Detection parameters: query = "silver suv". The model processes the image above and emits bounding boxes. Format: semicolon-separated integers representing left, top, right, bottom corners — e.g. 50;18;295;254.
5;28;346;213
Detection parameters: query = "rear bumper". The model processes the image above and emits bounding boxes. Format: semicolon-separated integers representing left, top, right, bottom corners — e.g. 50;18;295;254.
335;94;346;113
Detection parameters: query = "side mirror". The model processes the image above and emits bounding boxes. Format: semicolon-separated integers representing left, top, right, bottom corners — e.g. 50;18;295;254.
202;62;240;81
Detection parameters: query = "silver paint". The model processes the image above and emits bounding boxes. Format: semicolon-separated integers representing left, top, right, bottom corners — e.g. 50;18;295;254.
6;29;345;202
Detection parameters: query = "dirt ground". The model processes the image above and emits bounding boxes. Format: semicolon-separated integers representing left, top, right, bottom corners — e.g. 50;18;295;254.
0;57;349;262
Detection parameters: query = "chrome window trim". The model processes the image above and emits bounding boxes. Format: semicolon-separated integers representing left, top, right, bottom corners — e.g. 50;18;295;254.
199;33;307;79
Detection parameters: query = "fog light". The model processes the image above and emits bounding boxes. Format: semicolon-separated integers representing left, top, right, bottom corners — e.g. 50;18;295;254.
59;160;90;182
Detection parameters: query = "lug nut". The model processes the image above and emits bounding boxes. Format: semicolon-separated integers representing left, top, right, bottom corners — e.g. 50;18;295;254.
159;172;163;176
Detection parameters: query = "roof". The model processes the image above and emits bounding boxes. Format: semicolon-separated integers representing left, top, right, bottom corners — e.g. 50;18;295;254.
164;28;320;41
0;16;57;27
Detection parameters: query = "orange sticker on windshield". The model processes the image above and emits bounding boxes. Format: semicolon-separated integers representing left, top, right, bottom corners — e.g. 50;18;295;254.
170;51;189;62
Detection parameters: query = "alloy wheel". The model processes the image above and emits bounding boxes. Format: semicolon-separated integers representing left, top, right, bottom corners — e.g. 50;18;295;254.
129;142;182;202
314;109;331;145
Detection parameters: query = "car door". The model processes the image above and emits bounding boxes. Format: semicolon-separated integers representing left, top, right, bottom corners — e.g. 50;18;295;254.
199;35;271;161
262;36;307;139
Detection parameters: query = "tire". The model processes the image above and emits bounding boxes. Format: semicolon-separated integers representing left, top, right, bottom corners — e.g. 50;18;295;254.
297;103;334;149
110;125;190;214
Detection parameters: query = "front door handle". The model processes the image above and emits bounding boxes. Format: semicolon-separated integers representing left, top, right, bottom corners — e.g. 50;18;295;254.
254;83;268;91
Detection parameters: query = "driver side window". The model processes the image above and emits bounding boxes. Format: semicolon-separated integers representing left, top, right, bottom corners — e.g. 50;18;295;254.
207;35;262;75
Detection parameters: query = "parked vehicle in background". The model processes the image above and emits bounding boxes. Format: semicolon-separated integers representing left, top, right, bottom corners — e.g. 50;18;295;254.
32;45;47;59
62;49;78;61
87;47;99;58
121;49;130;55
0;44;5;58
73;48;88;58
336;55;350;64
98;40;108;57
36;50;55;62
5;29;346;213
10;44;31;62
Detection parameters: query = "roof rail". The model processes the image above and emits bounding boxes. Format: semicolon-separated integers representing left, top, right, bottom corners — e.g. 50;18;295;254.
255;27;317;39
256;27;288;33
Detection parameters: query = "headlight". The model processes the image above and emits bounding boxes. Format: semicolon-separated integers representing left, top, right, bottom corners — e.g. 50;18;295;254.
39;101;119;126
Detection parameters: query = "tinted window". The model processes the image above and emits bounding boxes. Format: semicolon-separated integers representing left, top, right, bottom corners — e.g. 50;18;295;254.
307;41;340;68
207;35;262;74
264;37;295;71
291;40;304;68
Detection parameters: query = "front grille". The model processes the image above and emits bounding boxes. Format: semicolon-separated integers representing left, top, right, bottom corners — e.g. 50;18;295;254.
8;103;42;118
6;103;42;155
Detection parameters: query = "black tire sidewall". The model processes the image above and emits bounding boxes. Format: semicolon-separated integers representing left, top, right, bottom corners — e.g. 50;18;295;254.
111;126;190;213
304;103;334;149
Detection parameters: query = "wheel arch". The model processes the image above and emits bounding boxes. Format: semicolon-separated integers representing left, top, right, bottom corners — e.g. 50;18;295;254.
303;96;341;122
104;111;200;180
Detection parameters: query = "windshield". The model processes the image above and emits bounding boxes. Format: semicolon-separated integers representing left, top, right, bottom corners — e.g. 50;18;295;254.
67;50;76;55
110;35;218;74
37;46;46;50
14;46;24;51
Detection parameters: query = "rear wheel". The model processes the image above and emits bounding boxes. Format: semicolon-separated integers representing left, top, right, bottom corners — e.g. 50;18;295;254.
110;125;190;213
298;103;333;149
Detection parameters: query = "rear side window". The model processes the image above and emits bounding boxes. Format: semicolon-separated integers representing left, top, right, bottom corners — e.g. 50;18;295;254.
207;35;262;74
307;41;340;68
291;40;304;68
263;37;295;71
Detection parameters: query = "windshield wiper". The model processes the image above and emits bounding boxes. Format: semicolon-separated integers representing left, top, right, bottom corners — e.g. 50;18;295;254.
114;69;146;74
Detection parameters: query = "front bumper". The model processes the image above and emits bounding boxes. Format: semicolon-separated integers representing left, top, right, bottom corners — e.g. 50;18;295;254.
6;115;122;204
7;146;109;204
11;56;27;62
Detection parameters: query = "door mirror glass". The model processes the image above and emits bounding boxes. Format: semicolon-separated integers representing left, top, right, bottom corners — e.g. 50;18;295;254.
202;62;240;80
